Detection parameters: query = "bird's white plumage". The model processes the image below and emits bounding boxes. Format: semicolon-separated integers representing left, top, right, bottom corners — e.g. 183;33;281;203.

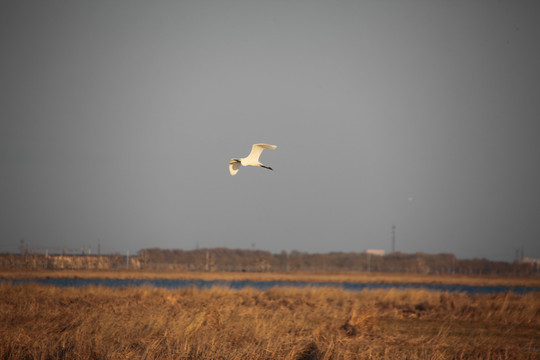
229;160;241;176
229;143;277;175
243;143;277;164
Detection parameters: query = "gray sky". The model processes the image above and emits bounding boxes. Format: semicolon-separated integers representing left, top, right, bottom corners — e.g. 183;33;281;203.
2;0;539;262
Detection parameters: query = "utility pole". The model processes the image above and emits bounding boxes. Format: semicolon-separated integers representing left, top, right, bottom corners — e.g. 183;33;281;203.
392;225;396;253
19;239;27;255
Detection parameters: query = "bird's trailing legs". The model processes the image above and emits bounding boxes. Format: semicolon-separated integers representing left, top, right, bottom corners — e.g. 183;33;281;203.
259;164;273;171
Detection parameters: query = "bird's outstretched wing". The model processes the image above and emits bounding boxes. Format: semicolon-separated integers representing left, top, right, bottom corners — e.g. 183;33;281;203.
229;159;241;176
245;143;277;163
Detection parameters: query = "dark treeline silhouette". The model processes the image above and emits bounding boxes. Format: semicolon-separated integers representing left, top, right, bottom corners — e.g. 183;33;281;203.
1;248;537;276
138;248;537;276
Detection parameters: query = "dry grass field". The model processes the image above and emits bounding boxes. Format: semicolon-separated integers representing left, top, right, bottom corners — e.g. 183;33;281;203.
3;269;540;287
1;281;539;359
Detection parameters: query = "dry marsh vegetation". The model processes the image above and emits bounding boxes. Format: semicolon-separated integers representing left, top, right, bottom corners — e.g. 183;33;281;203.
1;283;539;359
3;269;540;287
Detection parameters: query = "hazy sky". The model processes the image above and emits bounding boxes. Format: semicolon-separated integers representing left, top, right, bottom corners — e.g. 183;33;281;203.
2;1;539;261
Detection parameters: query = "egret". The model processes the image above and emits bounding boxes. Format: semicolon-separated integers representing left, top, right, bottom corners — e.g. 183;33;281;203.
229;143;277;176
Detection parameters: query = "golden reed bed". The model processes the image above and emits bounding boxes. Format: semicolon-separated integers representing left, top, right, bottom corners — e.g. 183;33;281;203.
3;269;540;287
1;282;539;359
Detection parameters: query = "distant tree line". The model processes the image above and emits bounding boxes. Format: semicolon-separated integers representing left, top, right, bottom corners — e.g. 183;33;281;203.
0;253;136;270
137;248;537;276
1;248;537;276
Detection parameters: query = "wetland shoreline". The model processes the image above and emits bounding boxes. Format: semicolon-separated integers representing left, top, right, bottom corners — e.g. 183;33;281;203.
2;269;540;287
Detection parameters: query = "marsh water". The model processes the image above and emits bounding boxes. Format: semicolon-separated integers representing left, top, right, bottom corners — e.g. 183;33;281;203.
3;278;540;295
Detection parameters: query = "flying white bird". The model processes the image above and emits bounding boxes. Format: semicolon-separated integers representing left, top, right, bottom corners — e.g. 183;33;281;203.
229;143;277;176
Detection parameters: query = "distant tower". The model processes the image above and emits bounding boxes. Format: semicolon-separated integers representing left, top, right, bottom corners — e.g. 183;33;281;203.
19;239;26;255
392;225;396;253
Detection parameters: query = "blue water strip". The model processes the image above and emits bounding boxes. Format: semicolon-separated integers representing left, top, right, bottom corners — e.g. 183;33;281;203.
1;278;539;295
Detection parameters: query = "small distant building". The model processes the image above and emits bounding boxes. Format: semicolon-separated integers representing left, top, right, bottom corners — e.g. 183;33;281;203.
522;257;540;266
364;249;385;256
